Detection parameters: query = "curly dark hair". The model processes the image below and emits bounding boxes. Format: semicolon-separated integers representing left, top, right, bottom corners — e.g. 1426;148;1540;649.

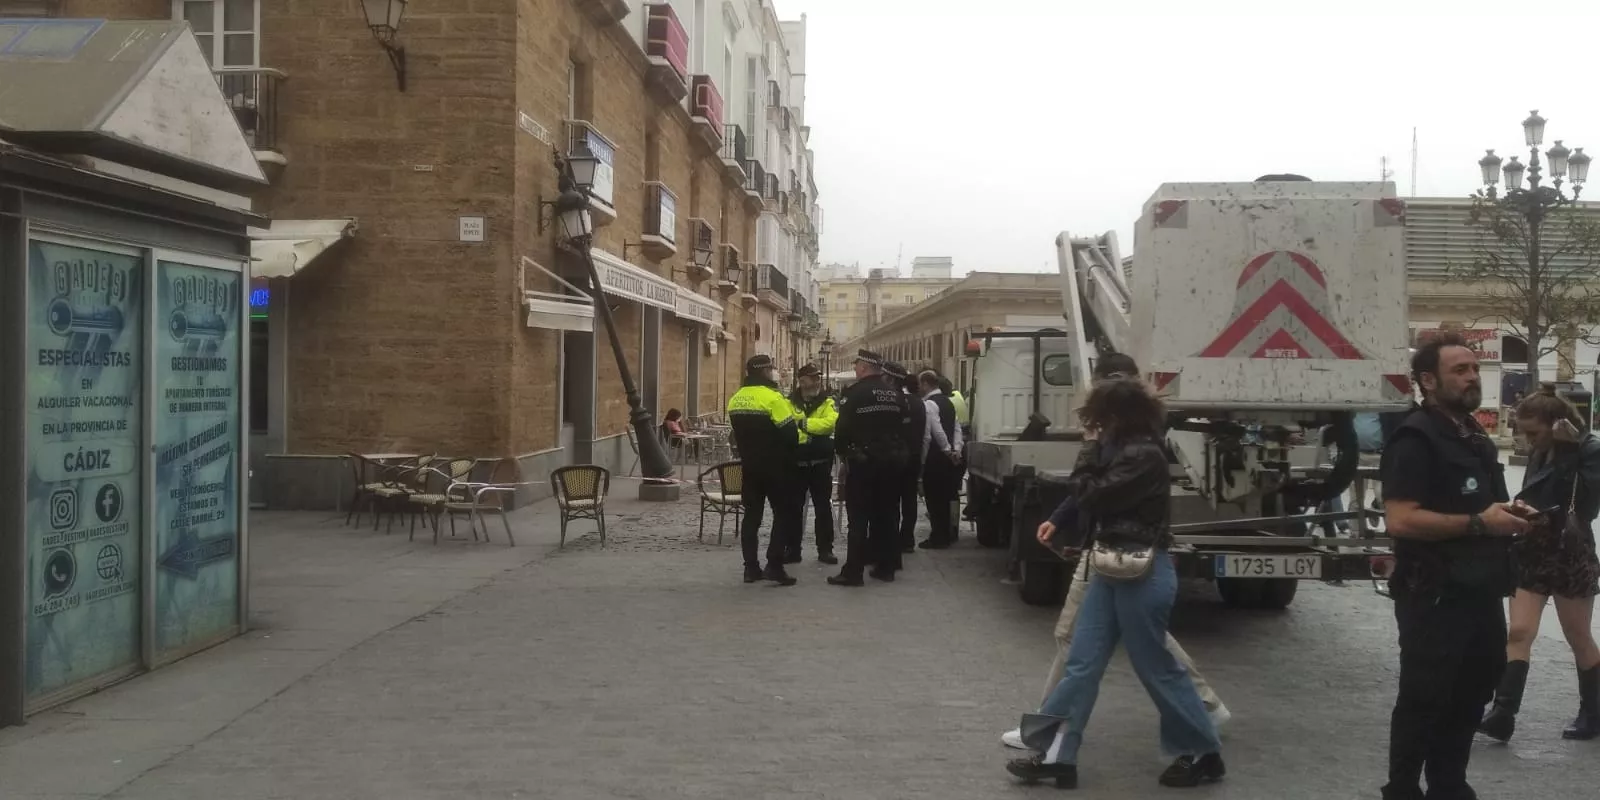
1078;378;1166;441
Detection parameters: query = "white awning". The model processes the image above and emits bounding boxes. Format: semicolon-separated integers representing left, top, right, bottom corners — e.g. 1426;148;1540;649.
248;218;357;278
591;247;678;310
676;287;722;328
522;257;594;333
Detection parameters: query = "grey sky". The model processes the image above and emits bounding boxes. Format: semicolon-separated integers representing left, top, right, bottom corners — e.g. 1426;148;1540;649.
785;0;1600;275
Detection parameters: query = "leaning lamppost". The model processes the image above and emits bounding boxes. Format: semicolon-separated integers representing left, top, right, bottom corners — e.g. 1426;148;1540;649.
819;333;834;389
545;153;677;495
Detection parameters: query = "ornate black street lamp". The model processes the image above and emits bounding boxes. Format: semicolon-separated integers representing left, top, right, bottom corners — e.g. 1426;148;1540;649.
544;153;676;492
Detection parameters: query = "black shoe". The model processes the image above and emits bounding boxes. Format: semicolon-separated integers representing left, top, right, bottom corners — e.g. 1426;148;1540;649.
1158;753;1225;787
784;552;803;565
1005;756;1077;789
743;566;764;584
918;538;952;550
827;572;864;587
763;566;797;586
869;567;896;583
1563;664;1600;740
817;552;839;565
1480;659;1529;742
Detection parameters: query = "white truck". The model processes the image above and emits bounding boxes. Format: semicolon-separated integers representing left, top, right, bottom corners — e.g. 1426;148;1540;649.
966;180;1411;608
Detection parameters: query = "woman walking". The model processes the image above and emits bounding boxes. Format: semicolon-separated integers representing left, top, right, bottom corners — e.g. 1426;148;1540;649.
1479;387;1600;742
1006;378;1222;790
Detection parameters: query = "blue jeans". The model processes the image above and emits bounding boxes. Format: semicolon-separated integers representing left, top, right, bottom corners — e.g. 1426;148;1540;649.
1022;554;1220;765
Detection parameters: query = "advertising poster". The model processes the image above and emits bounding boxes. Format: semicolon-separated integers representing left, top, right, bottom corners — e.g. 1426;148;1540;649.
24;237;143;699
152;259;242;657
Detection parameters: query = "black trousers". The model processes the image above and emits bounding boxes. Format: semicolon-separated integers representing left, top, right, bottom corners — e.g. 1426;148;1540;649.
740;468;801;571
790;459;835;556
898;464;920;551
843;462;902;577
1384;589;1506;800
922;454;959;544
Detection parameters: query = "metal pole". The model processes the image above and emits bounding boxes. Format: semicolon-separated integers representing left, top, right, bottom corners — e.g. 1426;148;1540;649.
577;241;675;483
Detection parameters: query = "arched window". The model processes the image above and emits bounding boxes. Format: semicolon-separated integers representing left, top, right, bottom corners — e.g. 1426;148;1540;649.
1501;335;1529;364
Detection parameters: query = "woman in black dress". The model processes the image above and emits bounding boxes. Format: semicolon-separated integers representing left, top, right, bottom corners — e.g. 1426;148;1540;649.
1479;387;1600;741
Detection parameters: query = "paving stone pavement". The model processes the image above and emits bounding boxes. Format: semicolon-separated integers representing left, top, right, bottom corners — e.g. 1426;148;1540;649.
2;487;1598;799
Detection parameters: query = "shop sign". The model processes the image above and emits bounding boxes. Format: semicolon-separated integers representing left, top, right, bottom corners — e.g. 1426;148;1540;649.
675;287;721;327
586;130;616;207
24;236;143;698
593;249;677;310
152;259;243;656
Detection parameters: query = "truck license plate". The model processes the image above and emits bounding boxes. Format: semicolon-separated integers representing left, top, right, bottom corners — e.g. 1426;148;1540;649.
1214;555;1322;579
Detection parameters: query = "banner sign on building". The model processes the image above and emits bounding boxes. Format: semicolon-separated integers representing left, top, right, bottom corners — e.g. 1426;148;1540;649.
592;249;678;310
1414;326;1502;361
152;259;242;657
586;130;616;208
24;237;143;698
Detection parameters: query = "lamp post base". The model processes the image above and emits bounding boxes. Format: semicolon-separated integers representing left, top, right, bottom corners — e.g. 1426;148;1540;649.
638;479;681;502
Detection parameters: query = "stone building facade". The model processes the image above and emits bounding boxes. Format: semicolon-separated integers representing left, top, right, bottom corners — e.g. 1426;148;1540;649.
19;0;826;502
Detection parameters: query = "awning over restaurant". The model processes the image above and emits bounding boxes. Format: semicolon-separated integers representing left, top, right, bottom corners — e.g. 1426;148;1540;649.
675;287;722;328
522;256;595;333
591;247;678;310
249;218;357;278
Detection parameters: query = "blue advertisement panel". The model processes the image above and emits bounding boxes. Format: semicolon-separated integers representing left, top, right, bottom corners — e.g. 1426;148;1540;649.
24;236;143;699
152;259;242;657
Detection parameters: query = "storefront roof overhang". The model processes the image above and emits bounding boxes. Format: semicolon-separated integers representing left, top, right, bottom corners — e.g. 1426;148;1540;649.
248;219;357;278
0;19;265;193
522;256;594;333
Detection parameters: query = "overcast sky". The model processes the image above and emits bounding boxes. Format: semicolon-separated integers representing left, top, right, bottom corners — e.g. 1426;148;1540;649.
784;0;1600;275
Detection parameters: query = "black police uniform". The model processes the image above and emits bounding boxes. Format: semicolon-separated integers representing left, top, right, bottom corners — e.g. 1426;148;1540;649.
1379;406;1513;800
831;355;910;584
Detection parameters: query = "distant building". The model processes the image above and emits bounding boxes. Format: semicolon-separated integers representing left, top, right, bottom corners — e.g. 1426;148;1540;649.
818;261;961;342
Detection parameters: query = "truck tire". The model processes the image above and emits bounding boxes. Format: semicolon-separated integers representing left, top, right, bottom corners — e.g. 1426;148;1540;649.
1216;578;1299;610
1020;560;1066;607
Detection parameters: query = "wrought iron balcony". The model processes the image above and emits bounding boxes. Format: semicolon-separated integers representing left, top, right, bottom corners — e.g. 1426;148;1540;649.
719;123;747;184
716;243;742;295
644;4;689;102
641;181;678;258
756;264;789;311
215;67;285;163
742;159;765;209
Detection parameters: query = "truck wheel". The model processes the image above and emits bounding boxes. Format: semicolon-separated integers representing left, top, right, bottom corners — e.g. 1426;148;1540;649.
976;511;1006;548
1256;579;1299;610
1020;560;1066;607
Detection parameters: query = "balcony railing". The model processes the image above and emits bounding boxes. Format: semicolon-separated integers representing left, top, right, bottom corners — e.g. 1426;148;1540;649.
719;123;747;164
756;263;789;302
743;159;765;196
767;79;781;108
763;171;779;200
216;67;284;155
690;75;723;134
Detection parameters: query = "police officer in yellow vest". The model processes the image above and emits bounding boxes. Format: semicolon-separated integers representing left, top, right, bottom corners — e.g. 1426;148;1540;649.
788;363;840;565
726;354;802;586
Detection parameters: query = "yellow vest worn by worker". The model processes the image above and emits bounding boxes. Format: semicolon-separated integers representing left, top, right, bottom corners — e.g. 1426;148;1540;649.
793;394;839;459
726;382;800;468
951;390;970;426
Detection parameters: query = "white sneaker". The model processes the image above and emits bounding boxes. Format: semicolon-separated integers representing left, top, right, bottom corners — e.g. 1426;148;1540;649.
1001;727;1028;750
1208;702;1232;733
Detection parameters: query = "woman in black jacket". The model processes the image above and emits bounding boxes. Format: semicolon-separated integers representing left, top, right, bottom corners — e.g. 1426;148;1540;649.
1007;379;1223;790
1479;386;1600;741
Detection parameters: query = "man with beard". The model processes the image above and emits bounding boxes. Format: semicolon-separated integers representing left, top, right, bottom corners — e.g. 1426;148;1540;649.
788;363;840;565
1380;333;1530;800
726;354;802;586
829;351;911;586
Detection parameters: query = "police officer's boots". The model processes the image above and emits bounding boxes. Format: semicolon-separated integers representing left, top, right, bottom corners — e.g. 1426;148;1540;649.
1479;659;1530;742
1561;664;1600;740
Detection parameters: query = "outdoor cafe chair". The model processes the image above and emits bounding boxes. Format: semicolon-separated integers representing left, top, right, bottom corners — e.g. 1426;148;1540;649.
551;465;610;548
697;461;743;545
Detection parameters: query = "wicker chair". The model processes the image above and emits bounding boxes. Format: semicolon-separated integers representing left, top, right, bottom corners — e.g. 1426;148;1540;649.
408;458;477;543
551;465;610;548
697;461;743;544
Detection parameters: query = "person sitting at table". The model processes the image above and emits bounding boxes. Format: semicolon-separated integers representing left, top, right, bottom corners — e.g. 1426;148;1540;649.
662;408;686;439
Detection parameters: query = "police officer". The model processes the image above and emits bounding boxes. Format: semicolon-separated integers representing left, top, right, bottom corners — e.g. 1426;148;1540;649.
918;370;963;548
1380;333;1530;800
829;351;910;586
726;354;802;586
789;363;840;565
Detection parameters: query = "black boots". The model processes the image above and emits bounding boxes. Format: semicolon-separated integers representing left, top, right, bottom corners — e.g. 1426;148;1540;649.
1005;756;1078;789
1479;659;1529;742
1563;664;1600;740
1158;753;1226;787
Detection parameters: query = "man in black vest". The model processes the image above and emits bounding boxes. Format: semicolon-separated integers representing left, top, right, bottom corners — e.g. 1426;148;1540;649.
888;363;927;556
1380;333;1530;800
829;351;911;586
917;369;963;548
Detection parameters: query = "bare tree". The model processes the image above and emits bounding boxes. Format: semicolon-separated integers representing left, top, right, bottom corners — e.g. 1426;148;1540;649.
1451;192;1600;388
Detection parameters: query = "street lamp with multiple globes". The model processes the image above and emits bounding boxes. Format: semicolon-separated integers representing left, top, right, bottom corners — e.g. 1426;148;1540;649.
1477;109;1590;213
818;333;834;388
544;152;676;495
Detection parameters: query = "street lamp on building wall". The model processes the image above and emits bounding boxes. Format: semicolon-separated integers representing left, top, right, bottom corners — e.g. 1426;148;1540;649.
360;0;410;91
543;153;676;488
